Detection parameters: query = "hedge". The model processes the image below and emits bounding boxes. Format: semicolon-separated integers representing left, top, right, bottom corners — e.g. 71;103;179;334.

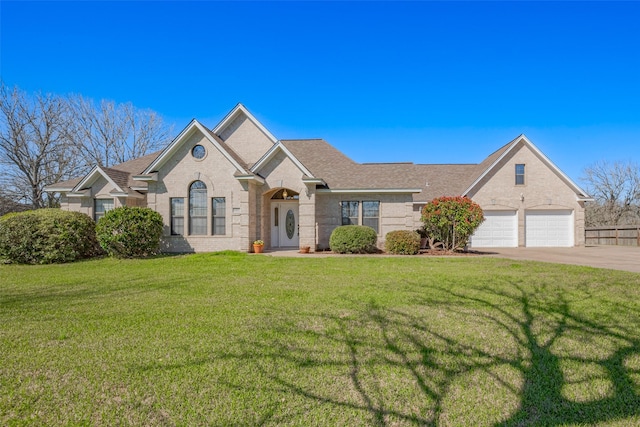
0;209;101;264
96;207;164;258
329;225;378;254
385;230;421;255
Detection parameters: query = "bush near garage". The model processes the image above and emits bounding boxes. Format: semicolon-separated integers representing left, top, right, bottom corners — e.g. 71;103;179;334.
96;207;163;258
385;230;421;255
421;196;484;251
329;225;378;254
0;209;101;264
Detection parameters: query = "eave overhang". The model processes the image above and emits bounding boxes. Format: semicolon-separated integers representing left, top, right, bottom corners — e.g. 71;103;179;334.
132;173;158;182
302;177;326;186
66;190;91;198
109;190;144;199
44;186;74;193
578;196;596;202
235;174;265;185
130;186;149;192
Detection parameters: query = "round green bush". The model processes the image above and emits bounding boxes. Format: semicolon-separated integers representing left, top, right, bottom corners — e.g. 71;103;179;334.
0;209;101;264
96;207;164;258
385;230;421;255
329;225;378;254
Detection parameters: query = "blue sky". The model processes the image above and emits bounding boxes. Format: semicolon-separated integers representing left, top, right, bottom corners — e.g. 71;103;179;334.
2;1;639;183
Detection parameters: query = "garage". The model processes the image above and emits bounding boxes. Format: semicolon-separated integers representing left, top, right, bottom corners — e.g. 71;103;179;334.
525;210;574;247
470;210;518;248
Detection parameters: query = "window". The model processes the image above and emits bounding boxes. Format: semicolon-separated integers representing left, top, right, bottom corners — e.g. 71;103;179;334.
515;164;525;185
192;145;206;159
212;197;226;235
189;180;207;235
341;201;359;225
170;198;184;235
362;201;380;234
94;199;114;221
341;200;380;234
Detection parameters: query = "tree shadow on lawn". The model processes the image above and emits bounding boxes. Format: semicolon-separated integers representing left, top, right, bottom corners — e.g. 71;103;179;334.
218;279;640;426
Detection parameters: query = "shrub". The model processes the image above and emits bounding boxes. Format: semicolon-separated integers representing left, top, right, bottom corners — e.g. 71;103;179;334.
421;196;484;251
385;230;421;255
96;207;164;258
329;225;378;254
0;209;101;264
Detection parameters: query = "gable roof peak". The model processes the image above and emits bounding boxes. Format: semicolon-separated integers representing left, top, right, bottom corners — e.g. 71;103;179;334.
212;103;278;144
463;134;591;198
142;119;248;175
250;140;315;178
71;165;125;194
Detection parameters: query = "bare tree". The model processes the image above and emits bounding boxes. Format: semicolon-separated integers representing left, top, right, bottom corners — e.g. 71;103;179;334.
0;84;172;209
71;96;171;167
582;160;640;226
0;84;82;208
71;96;128;168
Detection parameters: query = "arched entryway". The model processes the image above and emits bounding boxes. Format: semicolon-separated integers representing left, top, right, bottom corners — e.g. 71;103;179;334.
270;188;299;248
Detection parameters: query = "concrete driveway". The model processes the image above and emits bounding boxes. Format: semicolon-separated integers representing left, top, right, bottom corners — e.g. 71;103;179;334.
489;246;640;273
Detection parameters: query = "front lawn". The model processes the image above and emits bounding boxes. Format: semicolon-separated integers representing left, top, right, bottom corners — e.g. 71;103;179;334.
1;253;640;426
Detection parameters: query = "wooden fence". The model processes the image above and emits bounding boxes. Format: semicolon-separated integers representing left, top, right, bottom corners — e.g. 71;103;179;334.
585;226;640;246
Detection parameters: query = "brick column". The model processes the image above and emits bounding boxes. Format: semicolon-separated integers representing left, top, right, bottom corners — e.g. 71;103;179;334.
298;184;317;251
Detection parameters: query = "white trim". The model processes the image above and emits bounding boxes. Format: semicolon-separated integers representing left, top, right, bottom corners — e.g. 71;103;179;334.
132;172;158;182
142;120;248;175
250;142;315;178
302;177;326;185
316;188;422;194
66;190;91;198
250;143;280;172
577;196;595;202
143;119;196;173
235;174;265;185
130;186;149;192
463;135;591;198
109;190;144;199
212;103;278;144
44;186;74;193
72;166;125;194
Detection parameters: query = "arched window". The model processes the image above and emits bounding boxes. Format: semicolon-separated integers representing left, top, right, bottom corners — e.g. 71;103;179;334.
189;180;207;235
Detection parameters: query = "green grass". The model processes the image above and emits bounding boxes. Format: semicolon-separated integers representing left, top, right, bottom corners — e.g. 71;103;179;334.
2;253;640;426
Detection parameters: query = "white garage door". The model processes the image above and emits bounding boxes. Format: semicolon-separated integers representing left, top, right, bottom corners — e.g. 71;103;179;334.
470;210;518;248
525;210;573;247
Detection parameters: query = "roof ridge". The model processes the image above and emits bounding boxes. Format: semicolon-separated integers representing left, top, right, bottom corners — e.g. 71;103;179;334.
280;138;325;142
110;150;164;173
361;162;414;165
415;163;478;166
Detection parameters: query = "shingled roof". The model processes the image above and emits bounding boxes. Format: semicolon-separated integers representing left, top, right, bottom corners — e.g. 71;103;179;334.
46;150;162;193
47;117;530;205
280;138;502;201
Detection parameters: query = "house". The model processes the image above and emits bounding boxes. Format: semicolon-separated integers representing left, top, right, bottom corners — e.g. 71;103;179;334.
45;104;592;252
